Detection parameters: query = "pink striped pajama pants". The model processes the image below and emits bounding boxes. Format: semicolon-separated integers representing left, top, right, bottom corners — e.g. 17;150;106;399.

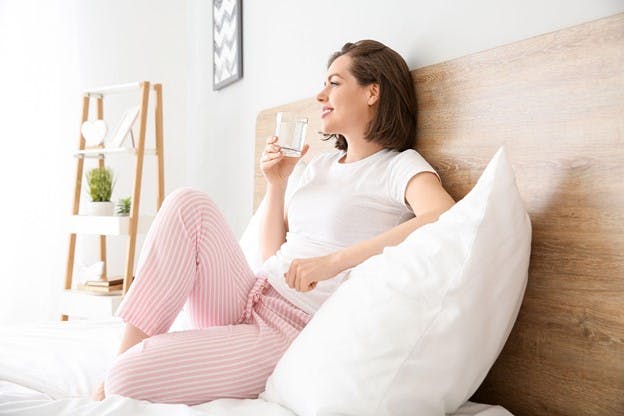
104;188;311;405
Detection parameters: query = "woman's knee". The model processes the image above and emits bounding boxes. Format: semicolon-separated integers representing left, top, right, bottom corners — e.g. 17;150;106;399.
161;187;219;215
104;357;132;398
104;345;145;399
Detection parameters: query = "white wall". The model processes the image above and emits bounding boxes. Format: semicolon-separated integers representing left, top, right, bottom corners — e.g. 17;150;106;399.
1;0;622;324
0;0;79;323
0;0;188;323
187;0;624;239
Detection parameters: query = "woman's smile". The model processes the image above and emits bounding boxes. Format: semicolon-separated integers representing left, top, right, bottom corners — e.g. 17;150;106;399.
321;106;334;118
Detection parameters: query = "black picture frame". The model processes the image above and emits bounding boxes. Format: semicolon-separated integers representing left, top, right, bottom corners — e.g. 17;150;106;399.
212;0;243;90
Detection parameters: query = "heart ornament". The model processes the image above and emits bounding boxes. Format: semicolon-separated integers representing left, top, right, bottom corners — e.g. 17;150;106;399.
81;120;108;146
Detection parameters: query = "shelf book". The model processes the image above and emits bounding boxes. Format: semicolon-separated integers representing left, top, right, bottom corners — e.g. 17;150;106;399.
77;282;123;295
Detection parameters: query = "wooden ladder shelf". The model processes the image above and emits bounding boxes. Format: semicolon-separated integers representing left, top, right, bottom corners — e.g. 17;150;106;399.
60;81;164;320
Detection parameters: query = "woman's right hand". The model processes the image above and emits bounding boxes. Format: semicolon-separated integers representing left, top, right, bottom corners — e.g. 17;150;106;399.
260;136;309;188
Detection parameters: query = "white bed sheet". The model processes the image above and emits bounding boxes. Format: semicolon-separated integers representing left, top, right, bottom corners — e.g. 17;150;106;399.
0;319;513;416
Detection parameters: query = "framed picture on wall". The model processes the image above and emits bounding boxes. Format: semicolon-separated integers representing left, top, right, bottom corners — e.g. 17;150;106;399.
213;0;243;90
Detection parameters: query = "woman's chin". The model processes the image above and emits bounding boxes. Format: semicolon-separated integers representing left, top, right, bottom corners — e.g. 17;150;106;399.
320;123;336;136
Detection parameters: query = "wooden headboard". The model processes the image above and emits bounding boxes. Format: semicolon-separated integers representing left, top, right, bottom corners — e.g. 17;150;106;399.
254;13;624;416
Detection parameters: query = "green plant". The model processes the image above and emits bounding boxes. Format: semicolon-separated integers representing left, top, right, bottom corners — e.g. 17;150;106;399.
86;167;114;202
116;196;131;215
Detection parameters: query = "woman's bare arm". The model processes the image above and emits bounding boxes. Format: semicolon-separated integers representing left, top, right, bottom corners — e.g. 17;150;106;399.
258;136;309;262
259;184;288;262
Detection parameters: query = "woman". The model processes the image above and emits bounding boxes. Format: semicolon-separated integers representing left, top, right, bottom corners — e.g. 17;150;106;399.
93;40;455;404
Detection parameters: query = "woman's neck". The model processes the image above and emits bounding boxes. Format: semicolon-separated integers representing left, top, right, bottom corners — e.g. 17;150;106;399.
339;136;384;164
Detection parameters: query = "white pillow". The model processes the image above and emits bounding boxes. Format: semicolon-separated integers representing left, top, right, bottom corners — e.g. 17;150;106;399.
239;161;307;272
260;147;531;416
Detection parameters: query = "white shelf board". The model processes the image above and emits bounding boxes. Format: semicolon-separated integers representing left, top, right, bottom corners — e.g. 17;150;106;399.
83;82;142;96
68;214;154;236
74;147;157;158
59;289;122;319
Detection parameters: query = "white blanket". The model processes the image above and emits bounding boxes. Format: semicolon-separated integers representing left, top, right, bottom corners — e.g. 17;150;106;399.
0;319;513;416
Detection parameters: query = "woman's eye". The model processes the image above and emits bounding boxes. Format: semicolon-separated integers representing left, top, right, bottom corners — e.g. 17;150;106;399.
330;81;339;86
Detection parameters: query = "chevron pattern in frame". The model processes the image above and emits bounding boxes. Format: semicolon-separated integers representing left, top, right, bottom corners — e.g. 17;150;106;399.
213;0;243;90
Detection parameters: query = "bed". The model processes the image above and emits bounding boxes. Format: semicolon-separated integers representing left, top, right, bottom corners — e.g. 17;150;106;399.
1;12;622;416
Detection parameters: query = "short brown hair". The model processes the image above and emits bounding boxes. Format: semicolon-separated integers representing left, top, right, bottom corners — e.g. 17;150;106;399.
322;40;417;152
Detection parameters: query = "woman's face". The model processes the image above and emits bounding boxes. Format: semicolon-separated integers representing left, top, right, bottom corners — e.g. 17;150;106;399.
316;55;377;138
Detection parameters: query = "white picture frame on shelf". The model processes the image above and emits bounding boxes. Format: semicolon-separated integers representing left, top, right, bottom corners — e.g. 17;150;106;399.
106;105;140;148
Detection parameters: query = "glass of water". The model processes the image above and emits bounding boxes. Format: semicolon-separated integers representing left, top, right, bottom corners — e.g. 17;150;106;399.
275;112;308;157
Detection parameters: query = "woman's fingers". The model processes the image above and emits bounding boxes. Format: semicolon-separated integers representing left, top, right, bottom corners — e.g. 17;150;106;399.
265;136;279;147
285;260;314;292
261;150;283;163
298;275;308;292
285;261;296;288
300;143;310;157
263;138;282;158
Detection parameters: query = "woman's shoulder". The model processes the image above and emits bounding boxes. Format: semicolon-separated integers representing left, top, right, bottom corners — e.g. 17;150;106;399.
383;148;439;180
385;148;432;166
390;148;427;159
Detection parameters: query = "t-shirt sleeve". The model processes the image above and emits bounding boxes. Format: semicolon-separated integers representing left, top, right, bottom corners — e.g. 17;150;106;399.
386;149;441;211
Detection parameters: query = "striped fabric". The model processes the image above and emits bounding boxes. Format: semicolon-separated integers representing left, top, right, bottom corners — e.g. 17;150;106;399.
105;188;311;404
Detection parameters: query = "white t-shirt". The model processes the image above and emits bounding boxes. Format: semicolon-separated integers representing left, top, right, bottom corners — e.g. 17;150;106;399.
259;148;439;315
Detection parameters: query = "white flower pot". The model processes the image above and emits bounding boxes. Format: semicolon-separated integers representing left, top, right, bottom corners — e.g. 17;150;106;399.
86;201;114;216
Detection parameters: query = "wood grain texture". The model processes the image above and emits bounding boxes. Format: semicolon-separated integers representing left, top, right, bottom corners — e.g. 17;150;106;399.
254;13;624;416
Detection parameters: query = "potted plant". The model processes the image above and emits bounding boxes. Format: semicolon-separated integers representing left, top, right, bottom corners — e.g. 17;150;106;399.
115;196;131;216
85;167;114;216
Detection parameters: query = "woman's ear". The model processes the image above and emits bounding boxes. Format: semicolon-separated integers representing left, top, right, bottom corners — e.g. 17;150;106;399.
367;83;380;106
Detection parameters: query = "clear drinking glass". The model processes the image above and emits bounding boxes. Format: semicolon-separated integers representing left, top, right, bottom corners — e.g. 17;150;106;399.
275;112;308;157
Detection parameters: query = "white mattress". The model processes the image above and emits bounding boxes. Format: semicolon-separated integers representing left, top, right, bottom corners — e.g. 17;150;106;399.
0;319;513;416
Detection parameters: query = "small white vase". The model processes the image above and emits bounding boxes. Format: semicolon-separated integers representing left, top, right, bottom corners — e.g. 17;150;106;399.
86;201;114;216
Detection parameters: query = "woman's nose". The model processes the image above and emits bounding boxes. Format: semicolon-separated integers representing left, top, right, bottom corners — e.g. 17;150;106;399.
316;89;327;102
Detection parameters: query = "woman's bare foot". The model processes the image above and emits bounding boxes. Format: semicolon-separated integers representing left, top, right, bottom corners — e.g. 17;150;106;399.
92;324;148;401
91;382;105;401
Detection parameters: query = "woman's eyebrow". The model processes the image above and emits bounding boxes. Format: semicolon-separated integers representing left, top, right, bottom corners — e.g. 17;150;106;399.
326;73;344;80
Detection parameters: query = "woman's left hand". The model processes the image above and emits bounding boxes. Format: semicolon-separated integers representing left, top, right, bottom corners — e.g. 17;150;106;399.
284;253;343;292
